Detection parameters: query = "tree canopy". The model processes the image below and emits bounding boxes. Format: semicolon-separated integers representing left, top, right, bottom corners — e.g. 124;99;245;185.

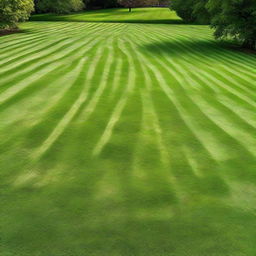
207;0;256;49
170;0;256;49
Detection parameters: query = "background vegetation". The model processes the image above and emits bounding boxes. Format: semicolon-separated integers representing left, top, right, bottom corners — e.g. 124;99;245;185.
170;0;256;49
35;0;85;14
207;0;256;50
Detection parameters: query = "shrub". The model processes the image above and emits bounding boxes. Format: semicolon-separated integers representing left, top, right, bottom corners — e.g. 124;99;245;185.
0;0;34;29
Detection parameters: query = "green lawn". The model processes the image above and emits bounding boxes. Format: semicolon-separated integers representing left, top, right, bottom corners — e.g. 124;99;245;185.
31;7;182;23
1;8;256;256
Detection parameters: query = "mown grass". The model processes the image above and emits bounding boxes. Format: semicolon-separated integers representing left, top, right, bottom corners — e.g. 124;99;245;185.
1;8;256;256
31;7;183;24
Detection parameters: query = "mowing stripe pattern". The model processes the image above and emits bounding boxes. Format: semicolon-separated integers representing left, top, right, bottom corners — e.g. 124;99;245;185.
0;21;256;256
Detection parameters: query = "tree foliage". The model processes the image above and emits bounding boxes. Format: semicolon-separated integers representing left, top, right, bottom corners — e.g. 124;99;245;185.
207;0;256;49
170;0;210;23
171;0;256;49
193;0;210;24
35;0;84;14
170;0;195;22
0;0;34;29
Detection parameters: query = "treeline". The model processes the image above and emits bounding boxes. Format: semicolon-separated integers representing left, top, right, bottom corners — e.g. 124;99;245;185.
85;0;168;9
0;0;115;29
171;0;256;50
34;0;119;13
34;0;166;13
117;0;164;12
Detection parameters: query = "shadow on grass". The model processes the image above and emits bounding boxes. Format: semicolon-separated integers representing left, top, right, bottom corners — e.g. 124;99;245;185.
141;39;256;57
0;28;32;37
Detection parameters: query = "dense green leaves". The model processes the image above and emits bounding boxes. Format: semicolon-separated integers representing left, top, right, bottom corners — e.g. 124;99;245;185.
170;0;210;23
193;0;210;24
171;0;256;49
0;0;34;29
170;0;195;22
35;0;84;14
207;0;256;49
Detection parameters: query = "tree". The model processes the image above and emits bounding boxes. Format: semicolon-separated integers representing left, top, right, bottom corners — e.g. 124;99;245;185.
118;0;143;12
35;0;84;14
207;0;256;49
0;0;34;29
